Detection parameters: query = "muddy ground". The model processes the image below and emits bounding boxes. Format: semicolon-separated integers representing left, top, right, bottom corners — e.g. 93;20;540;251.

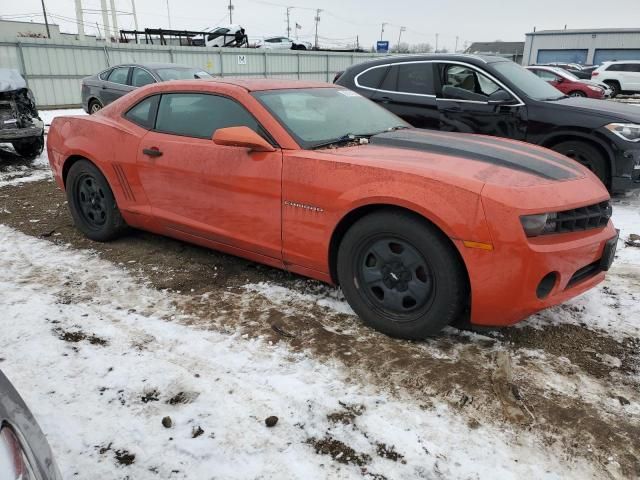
1;153;639;478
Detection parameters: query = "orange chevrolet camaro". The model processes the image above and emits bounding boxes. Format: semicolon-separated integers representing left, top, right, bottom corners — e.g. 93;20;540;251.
47;78;619;339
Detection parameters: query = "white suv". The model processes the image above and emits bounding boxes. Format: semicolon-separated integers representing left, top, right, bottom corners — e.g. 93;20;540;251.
592;60;640;97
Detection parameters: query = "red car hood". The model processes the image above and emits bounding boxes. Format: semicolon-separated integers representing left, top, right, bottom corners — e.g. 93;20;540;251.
321;129;588;191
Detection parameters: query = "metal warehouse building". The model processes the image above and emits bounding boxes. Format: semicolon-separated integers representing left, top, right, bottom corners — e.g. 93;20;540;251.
523;28;640;66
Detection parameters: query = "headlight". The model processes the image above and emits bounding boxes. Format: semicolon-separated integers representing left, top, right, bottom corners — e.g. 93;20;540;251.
520;213;558;237
587;85;602;92
0;426;35;480
605;123;640;142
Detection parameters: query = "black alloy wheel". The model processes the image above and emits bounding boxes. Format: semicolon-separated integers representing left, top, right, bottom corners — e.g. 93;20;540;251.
337;210;468;339
356;236;435;318
66;159;127;241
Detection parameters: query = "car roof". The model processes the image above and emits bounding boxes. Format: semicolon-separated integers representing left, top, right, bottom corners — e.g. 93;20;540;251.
198;77;335;91
110;62;196;70
345;53;511;71
602;60;640;64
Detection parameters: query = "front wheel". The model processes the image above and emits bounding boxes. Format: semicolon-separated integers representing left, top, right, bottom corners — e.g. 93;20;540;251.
337;210;469;339
604;81;620;97
551;140;610;188
12;135;44;159
66;160;127;241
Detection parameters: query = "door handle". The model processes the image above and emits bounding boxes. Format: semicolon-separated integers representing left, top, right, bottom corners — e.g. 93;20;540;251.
379;96;392;103
142;147;163;157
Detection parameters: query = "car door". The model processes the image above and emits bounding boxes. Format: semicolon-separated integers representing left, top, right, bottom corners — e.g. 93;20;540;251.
531;68;568;94
369;62;440;130
435;62;528;140
624;64;640;91
136;92;283;260
130;67;156;88
102;66;134;105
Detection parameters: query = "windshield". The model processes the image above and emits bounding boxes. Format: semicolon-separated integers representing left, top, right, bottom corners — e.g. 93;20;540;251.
155;67;213;81
253;88;409;149
493;61;565;101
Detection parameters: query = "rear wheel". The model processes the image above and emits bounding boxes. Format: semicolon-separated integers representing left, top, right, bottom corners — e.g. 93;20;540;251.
337;210;468;339
12;135;44;159
604;80;620;97
66;160;127;241
568;90;586;97
89;99;103;114
551;140;610;188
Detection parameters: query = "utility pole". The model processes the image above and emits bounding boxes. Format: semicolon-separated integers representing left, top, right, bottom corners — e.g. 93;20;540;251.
380;22;387;41
286;7;292;38
40;0;51;38
166;0;172;29
100;0;111;42
74;0;85;39
397;26;405;50
455;35;459;53
228;0;234;24
314;9;321;50
435;33;439;52
131;0;139;38
109;0;119;40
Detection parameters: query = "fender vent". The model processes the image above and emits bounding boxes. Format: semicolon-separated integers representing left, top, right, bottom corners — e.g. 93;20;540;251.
112;163;135;201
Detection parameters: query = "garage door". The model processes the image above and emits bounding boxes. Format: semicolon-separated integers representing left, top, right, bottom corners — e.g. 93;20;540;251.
594;49;640;64
536;49;588;64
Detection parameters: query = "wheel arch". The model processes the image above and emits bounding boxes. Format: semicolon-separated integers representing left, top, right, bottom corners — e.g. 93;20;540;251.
62;154;110;189
327;203;471;292
541;131;614;183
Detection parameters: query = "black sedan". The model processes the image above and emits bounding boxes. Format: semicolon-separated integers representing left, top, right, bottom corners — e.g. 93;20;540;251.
335;54;640;193
0;370;62;479
81;63;212;114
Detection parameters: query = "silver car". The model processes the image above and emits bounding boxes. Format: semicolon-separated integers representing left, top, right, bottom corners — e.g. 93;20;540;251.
0;370;62;479
81;63;212;114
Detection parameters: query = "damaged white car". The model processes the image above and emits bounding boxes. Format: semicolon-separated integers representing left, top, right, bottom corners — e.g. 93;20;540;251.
0;68;44;158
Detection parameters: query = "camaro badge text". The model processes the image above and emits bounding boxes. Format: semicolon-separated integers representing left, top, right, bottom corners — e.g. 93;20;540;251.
284;200;324;213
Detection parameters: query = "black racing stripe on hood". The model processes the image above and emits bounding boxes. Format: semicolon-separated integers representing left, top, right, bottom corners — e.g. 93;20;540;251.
370;131;579;180
443;132;584;174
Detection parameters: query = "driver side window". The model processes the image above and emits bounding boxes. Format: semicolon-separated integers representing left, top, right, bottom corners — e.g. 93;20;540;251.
439;64;504;101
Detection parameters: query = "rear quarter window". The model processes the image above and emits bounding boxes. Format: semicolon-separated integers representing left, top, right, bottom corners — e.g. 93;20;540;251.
357;66;389;89
125;95;159;129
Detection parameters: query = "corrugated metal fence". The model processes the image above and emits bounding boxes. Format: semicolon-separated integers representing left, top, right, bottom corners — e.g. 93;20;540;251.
0;36;383;109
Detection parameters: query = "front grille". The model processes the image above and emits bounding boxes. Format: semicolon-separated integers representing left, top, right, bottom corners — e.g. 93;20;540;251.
566;261;600;289
551;201;612;234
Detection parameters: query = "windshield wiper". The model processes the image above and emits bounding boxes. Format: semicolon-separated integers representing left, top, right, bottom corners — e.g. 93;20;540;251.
541;95;568;101
311;133;371;150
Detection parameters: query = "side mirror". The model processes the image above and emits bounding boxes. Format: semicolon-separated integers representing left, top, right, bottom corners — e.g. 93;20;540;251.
488;89;514;105
556;77;564;83
212;126;276;152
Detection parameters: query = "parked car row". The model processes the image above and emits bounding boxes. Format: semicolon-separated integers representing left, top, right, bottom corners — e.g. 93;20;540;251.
335;54;640;193
525;65;611;98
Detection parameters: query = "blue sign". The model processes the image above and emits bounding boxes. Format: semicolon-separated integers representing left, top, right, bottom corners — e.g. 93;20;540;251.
376;41;389;53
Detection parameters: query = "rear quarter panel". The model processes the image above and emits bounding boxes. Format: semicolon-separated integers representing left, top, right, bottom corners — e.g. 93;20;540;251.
47;113;151;224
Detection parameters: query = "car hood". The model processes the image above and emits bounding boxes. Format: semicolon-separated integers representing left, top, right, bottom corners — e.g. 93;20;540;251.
324;129;588;190
548;96;640;122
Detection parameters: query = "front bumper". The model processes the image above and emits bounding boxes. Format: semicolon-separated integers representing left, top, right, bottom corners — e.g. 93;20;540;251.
458;224;618;327
611;146;640;193
0;120;44;141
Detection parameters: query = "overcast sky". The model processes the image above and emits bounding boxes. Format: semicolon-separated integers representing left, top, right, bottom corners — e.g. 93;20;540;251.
3;0;640;50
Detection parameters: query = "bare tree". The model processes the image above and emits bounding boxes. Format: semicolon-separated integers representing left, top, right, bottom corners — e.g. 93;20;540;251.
392;42;410;53
409;43;433;53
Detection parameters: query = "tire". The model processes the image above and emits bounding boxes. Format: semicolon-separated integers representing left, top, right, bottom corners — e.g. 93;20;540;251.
66;159;127;241
336;210;468;339
568;90;586;97
604;80;620;97
551;140;610;187
89;99;103;114
12;135;44;159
